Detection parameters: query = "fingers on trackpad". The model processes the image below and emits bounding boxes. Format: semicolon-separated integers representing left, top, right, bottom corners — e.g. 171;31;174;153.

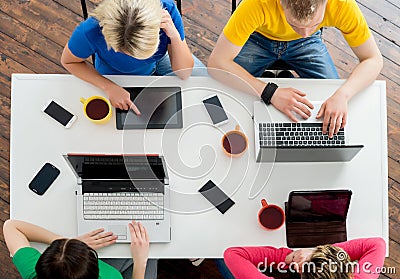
108;225;127;240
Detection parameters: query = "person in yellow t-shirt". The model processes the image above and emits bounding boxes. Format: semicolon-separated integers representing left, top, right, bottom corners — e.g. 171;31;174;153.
208;0;382;137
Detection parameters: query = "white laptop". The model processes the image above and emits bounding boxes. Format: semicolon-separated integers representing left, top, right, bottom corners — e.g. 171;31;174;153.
64;153;171;243
253;101;363;162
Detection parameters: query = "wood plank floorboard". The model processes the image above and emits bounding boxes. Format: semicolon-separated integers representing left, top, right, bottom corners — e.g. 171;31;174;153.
0;10;65;66
0;0;399;278
0;31;65;74
359;12;400;52
0;178;10;207
358;0;400;27
389;157;400;185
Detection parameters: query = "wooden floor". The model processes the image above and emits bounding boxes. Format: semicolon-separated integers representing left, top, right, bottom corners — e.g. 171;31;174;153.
0;0;399;278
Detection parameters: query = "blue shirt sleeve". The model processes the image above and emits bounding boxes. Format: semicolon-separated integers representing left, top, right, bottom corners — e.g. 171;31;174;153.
68;19;96;59
164;0;185;43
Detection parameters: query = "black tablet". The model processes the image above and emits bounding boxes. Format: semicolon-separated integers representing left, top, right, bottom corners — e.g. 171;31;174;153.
287;189;352;222
116;87;183;129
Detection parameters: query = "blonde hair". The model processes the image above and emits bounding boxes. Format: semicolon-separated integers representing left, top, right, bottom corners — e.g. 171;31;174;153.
91;0;163;59
301;245;353;279
281;0;327;22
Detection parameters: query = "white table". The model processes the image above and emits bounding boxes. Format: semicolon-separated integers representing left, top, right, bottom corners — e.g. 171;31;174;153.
10;74;388;258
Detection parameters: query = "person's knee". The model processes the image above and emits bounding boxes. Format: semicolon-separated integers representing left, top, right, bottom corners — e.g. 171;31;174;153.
295;62;339;79
144;259;158;279
192;55;208;76
324;67;339;79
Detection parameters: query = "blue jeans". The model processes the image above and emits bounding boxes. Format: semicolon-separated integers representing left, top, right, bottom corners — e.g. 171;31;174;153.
234;31;339;79
154;53;208;76
215;259;235;279
101;258;157;279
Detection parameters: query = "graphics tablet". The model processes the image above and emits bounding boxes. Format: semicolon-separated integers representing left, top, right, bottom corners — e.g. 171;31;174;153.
116;87;183;129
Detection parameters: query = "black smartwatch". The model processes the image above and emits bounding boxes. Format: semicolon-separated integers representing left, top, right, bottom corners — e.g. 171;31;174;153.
261;82;278;105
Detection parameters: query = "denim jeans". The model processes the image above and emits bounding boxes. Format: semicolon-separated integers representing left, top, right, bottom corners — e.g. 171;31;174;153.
154;53;208;76
234;31;339;79
215;259;235;279
101;258;158;279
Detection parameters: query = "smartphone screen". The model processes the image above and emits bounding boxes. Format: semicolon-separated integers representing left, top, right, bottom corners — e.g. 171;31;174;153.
44;101;74;126
199;180;235;214
202;95;228;125
29;163;60;195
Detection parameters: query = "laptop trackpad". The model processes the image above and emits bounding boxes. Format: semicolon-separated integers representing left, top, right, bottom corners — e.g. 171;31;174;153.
108;225;127;240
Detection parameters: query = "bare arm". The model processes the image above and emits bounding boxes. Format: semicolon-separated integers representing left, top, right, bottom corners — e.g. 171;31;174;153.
3;219;62;256
3;219;118;257
208;33;314;121
167;39;193;79
129;221;150;279
340;36;383;98
334;238;386;279
161;10;194;79
208;33;266;96
61;45;140;112
317;36;383;136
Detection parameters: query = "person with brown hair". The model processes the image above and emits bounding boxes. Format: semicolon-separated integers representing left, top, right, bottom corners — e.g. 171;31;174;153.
208;0;383;138
222;238;386;278
3;219;152;279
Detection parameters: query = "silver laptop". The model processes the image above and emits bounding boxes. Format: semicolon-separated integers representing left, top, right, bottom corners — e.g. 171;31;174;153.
64;153;171;243
253;101;363;162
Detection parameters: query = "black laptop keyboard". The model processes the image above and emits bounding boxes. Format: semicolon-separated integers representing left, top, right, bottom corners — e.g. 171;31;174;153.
83;156;162;165
259;123;345;147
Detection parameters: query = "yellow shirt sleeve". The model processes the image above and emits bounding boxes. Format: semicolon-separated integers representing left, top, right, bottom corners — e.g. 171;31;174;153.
332;0;371;47
223;0;267;46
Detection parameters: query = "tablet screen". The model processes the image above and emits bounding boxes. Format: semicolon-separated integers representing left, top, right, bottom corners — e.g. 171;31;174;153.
288;190;352;222
116;87;182;129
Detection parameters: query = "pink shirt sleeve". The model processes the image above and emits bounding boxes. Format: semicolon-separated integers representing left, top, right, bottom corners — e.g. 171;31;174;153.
224;246;293;279
333;237;386;279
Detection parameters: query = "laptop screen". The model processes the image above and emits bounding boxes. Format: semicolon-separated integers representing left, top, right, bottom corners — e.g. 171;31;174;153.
66;154;166;180
288;190;352;222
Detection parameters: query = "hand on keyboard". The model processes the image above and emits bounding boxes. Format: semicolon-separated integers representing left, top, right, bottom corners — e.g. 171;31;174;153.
316;93;348;138
76;228;117;250
270;87;314;122
259;122;345;147
129;221;149;268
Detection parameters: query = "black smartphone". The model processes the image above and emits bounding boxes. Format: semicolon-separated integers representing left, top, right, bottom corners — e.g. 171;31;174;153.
198;180;235;214
29;163;60;195
42;100;77;128
202;94;229;126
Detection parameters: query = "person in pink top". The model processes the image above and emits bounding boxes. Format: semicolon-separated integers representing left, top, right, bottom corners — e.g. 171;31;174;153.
223;238;386;279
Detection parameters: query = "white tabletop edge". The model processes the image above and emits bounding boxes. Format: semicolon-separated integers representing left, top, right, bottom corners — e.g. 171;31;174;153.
9;74;389;258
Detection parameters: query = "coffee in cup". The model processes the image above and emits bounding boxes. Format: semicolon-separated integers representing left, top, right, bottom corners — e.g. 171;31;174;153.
80;96;112;124
258;199;285;230
222;125;248;157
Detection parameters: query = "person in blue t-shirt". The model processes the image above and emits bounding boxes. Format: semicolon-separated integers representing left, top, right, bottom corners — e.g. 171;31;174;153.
61;0;205;112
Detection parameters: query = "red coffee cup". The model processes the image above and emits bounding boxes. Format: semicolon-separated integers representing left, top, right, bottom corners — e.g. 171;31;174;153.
258;199;285;230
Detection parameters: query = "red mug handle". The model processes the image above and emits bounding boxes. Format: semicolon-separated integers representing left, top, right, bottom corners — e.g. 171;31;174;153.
261;199;268;207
